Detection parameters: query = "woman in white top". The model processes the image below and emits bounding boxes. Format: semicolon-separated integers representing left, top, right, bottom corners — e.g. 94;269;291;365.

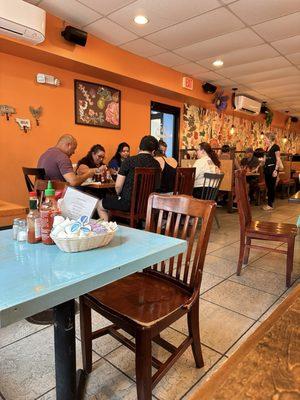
193;142;221;198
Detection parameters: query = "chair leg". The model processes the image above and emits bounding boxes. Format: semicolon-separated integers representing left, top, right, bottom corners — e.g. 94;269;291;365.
187;298;204;368
79;297;93;374
214;214;220;229
243;237;251;264
136;329;152;400
286;238;295;287
237;236;245;276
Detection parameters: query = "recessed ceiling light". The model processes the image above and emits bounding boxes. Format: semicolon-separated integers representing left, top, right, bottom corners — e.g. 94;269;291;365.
134;15;149;25
212;60;223;67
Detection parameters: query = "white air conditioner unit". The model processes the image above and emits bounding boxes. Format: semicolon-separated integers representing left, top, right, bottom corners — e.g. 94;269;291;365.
234;95;261;115
0;0;46;45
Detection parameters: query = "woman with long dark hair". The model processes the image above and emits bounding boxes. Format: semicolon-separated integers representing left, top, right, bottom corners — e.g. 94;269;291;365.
108;142;130;178
193;142;221;198
262;132;283;211
76;144;106;176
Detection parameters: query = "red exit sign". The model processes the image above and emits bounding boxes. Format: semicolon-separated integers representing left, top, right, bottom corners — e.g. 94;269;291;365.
182;76;194;90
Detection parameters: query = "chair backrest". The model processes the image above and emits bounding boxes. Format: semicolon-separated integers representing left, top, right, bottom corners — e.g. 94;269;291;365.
199;173;224;200
281;160;291;180
145;194;215;295
174;167;196;195
235;170;252;229
22;167;45;192
219;159;233;191
130;168;161;220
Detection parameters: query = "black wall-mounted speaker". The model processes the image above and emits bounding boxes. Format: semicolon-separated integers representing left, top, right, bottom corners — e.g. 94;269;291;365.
61;26;87;47
202;82;217;94
291;116;298;123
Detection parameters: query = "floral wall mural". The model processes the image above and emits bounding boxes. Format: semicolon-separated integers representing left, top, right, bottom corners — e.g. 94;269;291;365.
182;104;300;153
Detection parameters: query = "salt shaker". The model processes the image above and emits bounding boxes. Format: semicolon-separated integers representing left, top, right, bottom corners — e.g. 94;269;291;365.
17;220;27;242
12;218;21;240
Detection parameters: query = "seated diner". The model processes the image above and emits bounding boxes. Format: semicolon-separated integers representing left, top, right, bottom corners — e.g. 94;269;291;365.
97;135;160;220
193;142;221;198
108;142;130;178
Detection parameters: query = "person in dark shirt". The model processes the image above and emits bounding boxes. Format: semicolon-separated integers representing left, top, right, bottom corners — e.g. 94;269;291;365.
262;132;282;211
240;147;260;171
154;148;177;193
77;144;106;172
37;134;102;186
108;142;130;179
97;136;160;220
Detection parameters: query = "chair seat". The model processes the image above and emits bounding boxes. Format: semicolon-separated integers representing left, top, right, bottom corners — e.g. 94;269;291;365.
279;179;295;185
246;220;298;237
86;272;191;327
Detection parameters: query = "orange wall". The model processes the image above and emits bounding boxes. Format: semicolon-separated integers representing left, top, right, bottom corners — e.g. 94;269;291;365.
0;52;182;206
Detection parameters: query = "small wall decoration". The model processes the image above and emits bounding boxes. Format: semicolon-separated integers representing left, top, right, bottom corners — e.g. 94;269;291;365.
213;91;228;112
74;80;121;129
16;118;31;133
29;106;43;126
0;105;16;120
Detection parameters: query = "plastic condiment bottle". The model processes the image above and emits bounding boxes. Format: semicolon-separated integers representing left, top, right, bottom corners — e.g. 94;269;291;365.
27;192;41;244
40;181;59;245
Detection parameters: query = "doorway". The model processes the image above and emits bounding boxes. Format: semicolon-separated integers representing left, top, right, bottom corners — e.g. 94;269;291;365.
150;101;180;159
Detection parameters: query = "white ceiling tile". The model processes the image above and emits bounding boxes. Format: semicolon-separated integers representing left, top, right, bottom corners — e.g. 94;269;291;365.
108;0;221;36
252;12;300;42
234;66;300;84
78;0;136;16
24;0;41;4
192;71;224;81
286;52;300;64
172;63;208;75
274;95;300;101
148;52;188;67
247;76;300;90
174;28;263;60
212;78;237;87
221;0;237;3
228;0;300;25
85;18;137;45
257;85;300;96
145;7;244;50
197;44;279;69
272;35;300;55
219;57;290;78
120;38;165;57
39;0;101;26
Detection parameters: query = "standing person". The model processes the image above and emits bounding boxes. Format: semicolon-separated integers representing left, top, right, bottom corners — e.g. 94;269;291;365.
263;132;283;211
154;148;177;193
97;135;160;220
37;135;102;186
193;142;221;199
108;142;130;179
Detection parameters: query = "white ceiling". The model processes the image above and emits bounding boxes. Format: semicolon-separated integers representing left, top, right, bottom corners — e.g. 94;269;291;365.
26;0;300;117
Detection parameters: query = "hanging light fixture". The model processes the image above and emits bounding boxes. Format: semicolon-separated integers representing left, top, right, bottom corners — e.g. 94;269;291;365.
282;136;288;144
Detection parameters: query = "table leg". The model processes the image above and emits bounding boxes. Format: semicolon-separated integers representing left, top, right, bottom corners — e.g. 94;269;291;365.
53;299;86;400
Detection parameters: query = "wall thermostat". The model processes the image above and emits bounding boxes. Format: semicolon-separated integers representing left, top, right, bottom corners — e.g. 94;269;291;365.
36;73;60;86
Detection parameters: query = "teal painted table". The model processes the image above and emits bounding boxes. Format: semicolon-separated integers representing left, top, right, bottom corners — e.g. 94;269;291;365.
0;227;186;399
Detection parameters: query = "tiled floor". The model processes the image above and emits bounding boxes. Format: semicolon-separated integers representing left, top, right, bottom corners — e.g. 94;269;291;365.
0;199;299;400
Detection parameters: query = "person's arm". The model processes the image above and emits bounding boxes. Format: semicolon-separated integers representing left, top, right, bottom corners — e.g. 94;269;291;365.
194;159;205;179
154;157;165;170
115;174;126;195
275;150;283;171
63;169;98;186
76;163;89;175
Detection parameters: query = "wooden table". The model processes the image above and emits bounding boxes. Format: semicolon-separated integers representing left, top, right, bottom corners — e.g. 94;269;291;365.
81;182;115;190
191;285;300;400
0;227;186;400
289;191;300;203
0;200;27;228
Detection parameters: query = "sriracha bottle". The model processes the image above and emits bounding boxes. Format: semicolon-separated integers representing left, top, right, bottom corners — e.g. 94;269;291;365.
40;181;59;245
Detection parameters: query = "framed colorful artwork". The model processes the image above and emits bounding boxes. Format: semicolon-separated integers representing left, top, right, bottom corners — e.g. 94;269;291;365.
74;80;121;129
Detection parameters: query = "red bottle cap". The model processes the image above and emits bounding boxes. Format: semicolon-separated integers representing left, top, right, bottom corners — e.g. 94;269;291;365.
29;191;37;196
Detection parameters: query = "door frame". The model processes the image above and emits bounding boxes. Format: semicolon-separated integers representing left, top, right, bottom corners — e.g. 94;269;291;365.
150;101;180;160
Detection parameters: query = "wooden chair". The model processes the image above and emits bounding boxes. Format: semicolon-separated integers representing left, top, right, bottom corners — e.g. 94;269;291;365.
278;161;296;198
173;167;196;195
80;194;216;400
109;167;161;228
198;173;224;228
22;167;45;192
235;170;297;287
219;159;234;213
